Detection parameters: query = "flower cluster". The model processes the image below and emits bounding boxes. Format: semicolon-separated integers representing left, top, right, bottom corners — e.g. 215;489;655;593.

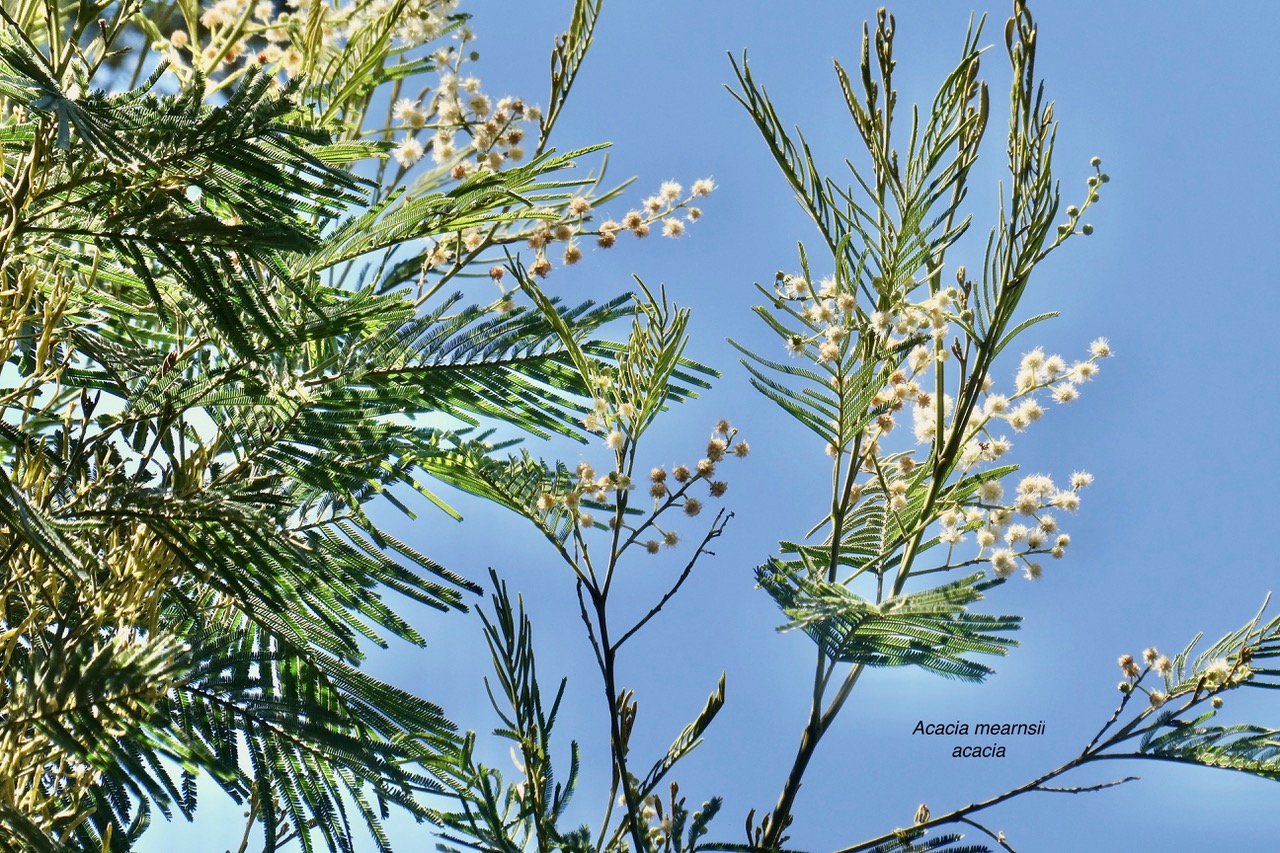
905;338;1112;463
390;32;541;177
432;177;716;315
159;1;535;187
523;178;716;279
1056;157;1110;238
533;458;628;531
959;470;1092;581
994;339;1110;422
635;420;746;550
638;794;674;846
1118;644;1252;710
872;336;1110;584
774;270;864;363
629;783;715;851
163;0;462;83
758;248;1114;586
842;453;1091;583
774;258;1112;459
535;420;745;549
163;1;719;311
577;366;631;436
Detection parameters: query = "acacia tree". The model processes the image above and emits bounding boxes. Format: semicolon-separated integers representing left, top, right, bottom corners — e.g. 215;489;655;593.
725;6;1280;848
0;0;714;849
422;4;1280;853
5;1;1280;852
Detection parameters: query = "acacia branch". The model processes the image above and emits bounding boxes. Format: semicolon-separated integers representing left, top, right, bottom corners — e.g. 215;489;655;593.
611;508;730;653
955;816;1016;852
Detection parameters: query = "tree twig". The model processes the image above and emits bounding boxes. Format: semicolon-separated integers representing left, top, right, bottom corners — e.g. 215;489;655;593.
955;815;1016;852
1035;776;1138;794
611;509;730;653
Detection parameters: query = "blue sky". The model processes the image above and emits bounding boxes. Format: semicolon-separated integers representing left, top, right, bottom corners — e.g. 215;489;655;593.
142;2;1280;850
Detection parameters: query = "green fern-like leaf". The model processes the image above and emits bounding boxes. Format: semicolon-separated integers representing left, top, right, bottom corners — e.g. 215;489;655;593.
757;565;1019;681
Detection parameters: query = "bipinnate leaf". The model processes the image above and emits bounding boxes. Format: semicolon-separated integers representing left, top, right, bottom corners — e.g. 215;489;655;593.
640;674;727;796
756;565;1019;681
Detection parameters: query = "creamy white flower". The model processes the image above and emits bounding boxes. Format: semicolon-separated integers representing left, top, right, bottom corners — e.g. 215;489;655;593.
392;136;425;167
